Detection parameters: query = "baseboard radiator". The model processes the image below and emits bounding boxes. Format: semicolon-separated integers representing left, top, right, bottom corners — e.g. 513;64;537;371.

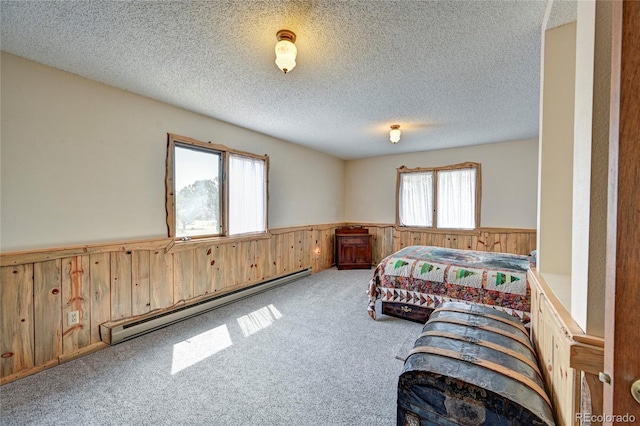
100;268;312;345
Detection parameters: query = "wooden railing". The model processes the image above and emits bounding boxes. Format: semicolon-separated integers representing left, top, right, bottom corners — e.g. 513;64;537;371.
528;268;605;426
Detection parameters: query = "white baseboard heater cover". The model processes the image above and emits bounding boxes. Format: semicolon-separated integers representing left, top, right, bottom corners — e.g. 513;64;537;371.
100;268;312;345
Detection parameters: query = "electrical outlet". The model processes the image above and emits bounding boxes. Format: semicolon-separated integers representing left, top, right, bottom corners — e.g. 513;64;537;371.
68;310;79;326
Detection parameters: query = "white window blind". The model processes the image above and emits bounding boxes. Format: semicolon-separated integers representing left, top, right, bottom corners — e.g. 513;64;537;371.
229;154;266;235
437;168;476;229
399;171;434;227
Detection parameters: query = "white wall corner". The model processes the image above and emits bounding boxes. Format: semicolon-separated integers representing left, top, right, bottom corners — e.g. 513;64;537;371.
570;0;596;333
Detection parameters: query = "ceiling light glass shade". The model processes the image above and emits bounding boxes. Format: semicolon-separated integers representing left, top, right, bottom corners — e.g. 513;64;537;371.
390;126;401;143
275;40;297;74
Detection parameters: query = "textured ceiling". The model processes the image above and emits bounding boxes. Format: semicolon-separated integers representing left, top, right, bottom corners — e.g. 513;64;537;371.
2;1;568;160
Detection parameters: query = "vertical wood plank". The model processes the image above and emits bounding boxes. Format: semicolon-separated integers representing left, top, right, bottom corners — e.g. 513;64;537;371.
33;260;62;365
286;232;295;273
491;232;500;252
149;250;173;311
446;234;457;249
392;228;401;252
193;246;213;297
294;231;302;270
173;250;194;303
484;232;495;252
211;244;230;292
397;230;405;249
476;232;488;251
110;251;132;320
498;233;508;253
232;241;255;285
383;226;394;259
426;232;436;248
255;238;276;281
275;234;286;275
294;230;307;270
369;227;381;264
304;229;312;269
323;228;332;270
310;229;320;273
90;253;110;344
0;265;35;378
259;237;271;279
324;228;335;268
528;233;537;254
131;251;151;316
225;243;240;288
506;233;518;254
418;231;429;246
519;232;532;255
459;234;472;250
471;234;480;251
404;231;413;248
62;256;91;354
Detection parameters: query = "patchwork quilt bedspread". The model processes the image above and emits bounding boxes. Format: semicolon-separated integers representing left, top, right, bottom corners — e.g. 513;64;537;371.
367;245;533;324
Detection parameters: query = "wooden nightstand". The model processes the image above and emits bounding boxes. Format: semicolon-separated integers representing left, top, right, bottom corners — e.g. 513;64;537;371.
335;227;372;270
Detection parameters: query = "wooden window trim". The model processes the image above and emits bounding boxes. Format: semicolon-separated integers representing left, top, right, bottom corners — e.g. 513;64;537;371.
165;133;269;241
395;161;482;230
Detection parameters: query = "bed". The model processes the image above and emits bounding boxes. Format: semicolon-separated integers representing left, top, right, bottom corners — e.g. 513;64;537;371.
367;245;534;325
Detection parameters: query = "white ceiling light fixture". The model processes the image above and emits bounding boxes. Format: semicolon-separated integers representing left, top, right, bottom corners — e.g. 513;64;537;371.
389;125;401;144
275;29;297;74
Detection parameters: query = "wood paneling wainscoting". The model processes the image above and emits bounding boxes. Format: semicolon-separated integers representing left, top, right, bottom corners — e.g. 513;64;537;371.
351;223;537;263
1;223;535;384
0;225;337;385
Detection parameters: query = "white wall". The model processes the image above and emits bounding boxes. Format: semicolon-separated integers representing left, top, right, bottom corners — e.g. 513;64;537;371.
344;138;538;228
571;0;610;337
537;22;576;279
572;2;596;332
0;53;345;251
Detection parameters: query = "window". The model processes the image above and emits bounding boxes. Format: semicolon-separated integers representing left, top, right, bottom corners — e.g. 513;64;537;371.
166;134;268;239
397;162;480;230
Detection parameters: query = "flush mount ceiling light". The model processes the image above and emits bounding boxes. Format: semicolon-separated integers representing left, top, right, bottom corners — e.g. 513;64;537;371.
389;125;401;144
275;29;297;74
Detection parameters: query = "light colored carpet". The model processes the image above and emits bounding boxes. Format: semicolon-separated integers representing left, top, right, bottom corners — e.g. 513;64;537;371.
0;268;423;426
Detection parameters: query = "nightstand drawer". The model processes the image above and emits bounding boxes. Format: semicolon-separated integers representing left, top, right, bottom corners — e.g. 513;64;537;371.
340;236;369;245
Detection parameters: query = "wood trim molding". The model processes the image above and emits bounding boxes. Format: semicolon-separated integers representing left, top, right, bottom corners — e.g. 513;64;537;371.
352;223;536;235
0;342;110;386
166;231;273;253
165;134;176;238
0;238;171;267
167;133;268;162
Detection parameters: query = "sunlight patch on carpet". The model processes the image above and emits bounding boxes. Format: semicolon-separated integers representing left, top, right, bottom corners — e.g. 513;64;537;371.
171;324;233;374
237;304;282;337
